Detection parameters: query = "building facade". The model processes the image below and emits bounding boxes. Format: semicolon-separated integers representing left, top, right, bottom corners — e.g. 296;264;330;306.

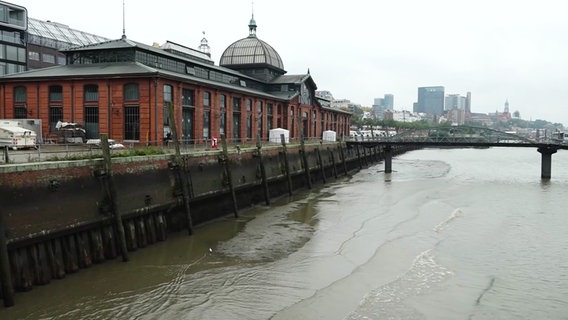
0;1;27;76
415;86;444;116
0;16;350;145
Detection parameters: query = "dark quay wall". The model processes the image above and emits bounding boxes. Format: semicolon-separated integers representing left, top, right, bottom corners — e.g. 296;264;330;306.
0;141;412;306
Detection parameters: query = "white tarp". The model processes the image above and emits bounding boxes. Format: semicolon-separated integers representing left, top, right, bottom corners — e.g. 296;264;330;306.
322;130;336;141
269;128;289;143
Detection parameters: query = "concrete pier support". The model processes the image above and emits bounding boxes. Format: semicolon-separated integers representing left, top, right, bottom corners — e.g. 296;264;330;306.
537;147;558;179
384;145;393;173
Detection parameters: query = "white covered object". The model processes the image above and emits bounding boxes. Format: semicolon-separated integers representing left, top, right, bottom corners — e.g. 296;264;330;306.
269;128;289;143
322;130;336;141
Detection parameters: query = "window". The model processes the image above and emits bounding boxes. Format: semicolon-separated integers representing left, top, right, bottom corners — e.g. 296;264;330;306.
182;88;194;106
84;85;98;102
182;106;194;144
124;105;140;140
233;97;241;140
42;53;55;64
28;51;39;61
247;113;252;139
246;98;252;112
13;86;26;118
84;106;99;139
163;85;173;126
219;94;226;110
14;86;26;103
257;101;263;138
203;91;210;107
219;95;226;136
49;85;62;102
14;106;26;118
163;84;173;102
267;103;273;132
124;83;139;101
232;97;241;112
49;106;63;132
203;110;210;139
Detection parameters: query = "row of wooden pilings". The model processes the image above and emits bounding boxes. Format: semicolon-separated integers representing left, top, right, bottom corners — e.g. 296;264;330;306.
0;131;401;307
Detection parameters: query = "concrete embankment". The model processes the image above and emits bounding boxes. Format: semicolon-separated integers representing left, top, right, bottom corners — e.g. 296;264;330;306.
0;141;412;307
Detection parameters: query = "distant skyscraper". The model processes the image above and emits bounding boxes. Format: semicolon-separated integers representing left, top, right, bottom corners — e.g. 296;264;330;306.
415;86;444;115
372;94;394;119
465;92;471;114
384;94;394;109
445;94;467;110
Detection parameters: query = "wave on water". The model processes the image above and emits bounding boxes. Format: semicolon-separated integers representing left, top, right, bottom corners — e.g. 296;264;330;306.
346;249;453;320
434;208;462;233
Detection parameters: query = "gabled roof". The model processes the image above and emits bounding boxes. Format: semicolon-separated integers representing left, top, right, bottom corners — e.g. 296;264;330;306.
271;74;317;90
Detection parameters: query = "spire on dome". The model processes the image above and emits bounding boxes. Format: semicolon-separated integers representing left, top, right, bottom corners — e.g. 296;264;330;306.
248;2;257;37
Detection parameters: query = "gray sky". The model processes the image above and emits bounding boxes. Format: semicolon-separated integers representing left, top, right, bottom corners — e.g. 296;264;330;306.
18;0;568;126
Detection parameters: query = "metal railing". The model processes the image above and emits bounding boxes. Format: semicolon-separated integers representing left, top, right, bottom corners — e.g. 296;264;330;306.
2;136;341;164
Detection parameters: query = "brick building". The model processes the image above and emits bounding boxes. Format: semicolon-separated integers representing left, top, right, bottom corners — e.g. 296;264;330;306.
0;15;350;145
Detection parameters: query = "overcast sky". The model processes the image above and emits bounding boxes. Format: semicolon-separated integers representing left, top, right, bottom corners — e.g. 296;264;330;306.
17;0;568;126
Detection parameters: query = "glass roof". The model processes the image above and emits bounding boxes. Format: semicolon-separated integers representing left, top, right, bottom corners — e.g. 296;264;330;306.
27;18;109;50
220;37;284;71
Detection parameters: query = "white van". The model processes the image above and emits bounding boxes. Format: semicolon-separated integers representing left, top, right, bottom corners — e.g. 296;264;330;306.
0;126;37;150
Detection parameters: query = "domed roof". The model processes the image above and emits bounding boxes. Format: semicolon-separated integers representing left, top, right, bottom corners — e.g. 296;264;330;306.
219;15;284;72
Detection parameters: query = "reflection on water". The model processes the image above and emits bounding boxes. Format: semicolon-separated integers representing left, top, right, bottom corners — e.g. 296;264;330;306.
1;148;568;320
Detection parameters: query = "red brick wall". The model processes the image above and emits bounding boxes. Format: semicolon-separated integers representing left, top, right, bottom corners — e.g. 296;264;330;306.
0;76;349;145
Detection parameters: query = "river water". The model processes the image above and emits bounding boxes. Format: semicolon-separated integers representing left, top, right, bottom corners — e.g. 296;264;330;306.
1;147;567;320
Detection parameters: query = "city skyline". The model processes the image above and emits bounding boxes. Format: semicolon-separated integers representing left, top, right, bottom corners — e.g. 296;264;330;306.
15;0;568;126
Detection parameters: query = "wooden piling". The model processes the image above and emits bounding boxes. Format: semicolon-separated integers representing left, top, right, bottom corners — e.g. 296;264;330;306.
154;213;167;241
328;147;338;179
101;225;117;259
34;243;51;285
316;147;326;184
280;134;293;196
362;145;369;167
168;102;194;235
76;232;92;269
298;119;312;189
355;144;363;170
89;229;105;263
50;239;65;278
101;134;129;261
256;135;270;205
135;218;148;248
0;210;15;307
145;215;157;245
221;134;239;217
339;143;348;175
63;235;79;273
